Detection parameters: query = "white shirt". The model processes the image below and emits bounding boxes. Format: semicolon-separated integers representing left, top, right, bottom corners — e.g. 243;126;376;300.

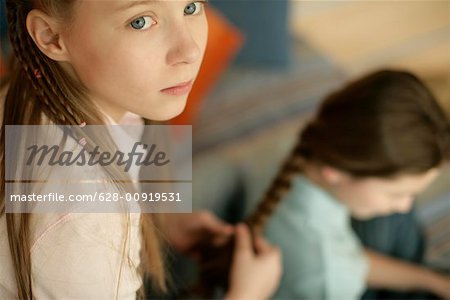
0;112;145;299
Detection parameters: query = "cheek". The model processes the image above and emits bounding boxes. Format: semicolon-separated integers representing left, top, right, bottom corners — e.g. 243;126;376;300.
68;31;162;95
392;197;414;213
346;186;389;214
200;24;208;55
354;194;381;210
65;26;112;88
106;45;161;90
192;16;208;58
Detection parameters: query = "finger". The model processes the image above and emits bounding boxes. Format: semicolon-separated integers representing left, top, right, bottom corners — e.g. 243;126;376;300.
196;212;233;246
199;211;234;236
261;246;282;266
234;223;252;254
212;234;233;247
254;235;271;253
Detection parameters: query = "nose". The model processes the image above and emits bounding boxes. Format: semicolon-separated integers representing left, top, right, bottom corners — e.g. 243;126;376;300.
166;21;201;66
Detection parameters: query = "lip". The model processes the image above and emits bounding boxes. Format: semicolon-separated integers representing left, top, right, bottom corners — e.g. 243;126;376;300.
160;80;194;96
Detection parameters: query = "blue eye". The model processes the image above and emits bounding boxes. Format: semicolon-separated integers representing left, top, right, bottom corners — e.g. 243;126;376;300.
130;16;155;30
184;2;204;16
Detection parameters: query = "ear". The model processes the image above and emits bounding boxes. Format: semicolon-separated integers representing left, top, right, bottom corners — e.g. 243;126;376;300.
320;166;349;185
26;9;70;62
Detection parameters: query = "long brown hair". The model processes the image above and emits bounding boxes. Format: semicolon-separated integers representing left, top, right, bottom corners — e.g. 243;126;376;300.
1;0;165;298
194;69;450;297
248;69;450;231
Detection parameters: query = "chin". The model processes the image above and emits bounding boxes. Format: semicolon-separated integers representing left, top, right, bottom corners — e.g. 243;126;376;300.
147;112;182;122
351;210;378;220
359;210;398;220
143;100;187;121
352;214;372;221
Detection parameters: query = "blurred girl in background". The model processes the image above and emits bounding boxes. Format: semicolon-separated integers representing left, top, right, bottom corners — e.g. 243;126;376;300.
247;70;450;299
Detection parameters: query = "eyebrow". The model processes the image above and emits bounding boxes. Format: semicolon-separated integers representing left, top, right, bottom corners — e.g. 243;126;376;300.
114;0;153;12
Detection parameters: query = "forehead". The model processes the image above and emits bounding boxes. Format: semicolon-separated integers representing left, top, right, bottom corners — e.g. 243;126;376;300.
78;0;153;8
70;0;160;20
74;0;180;17
371;168;440;192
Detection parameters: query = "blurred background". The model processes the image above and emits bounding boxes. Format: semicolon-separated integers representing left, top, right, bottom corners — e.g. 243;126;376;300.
1;0;449;294
180;0;450;286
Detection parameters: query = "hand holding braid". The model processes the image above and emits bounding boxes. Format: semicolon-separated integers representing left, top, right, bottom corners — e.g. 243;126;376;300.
188;138;304;297
189;70;450;298
246;141;305;233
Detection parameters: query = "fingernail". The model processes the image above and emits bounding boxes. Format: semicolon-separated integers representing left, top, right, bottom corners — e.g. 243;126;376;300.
79;122;86;128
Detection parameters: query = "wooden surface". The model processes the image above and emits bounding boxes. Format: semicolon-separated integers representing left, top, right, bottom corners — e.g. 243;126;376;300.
290;0;450;113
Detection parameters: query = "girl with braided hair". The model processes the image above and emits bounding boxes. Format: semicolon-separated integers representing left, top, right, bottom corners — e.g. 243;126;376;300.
194;69;450;299
251;69;450;299
0;0;281;299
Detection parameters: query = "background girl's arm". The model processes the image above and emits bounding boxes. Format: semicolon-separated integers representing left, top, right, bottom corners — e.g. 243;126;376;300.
365;249;450;299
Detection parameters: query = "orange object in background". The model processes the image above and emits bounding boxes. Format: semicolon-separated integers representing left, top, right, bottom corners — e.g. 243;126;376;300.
171;7;244;125
0;8;244;124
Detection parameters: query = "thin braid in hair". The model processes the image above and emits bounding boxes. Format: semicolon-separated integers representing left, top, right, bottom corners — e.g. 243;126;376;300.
245;140;304;234
28;44;84;124
8;4;64;122
4;3;85;299
7;6;52;113
7;2;83;125
3;2;169;299
186;138;305;298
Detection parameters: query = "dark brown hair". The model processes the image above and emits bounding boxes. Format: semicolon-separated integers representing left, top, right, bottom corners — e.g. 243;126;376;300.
1;1;165;298
195;69;450;297
249;69;450;231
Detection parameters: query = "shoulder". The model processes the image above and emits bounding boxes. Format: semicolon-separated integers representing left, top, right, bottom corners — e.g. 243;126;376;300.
0;212;141;298
29;212;142;299
263;176;325;240
29;212;141;252
268;219;326;300
265;206;326;282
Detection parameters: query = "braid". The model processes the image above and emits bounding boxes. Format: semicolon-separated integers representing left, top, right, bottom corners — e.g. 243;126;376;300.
7;4;59;121
188;138;305;298
6;2;83;125
4;3;85;299
245;140;304;233
4;3;174;299
29;46;84;124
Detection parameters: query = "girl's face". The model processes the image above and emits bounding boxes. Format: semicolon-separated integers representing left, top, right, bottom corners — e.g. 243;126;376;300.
61;0;208;121
331;168;440;219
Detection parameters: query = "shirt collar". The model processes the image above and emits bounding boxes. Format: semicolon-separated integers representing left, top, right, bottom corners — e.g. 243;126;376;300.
289;174;350;228
102;111;146;183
